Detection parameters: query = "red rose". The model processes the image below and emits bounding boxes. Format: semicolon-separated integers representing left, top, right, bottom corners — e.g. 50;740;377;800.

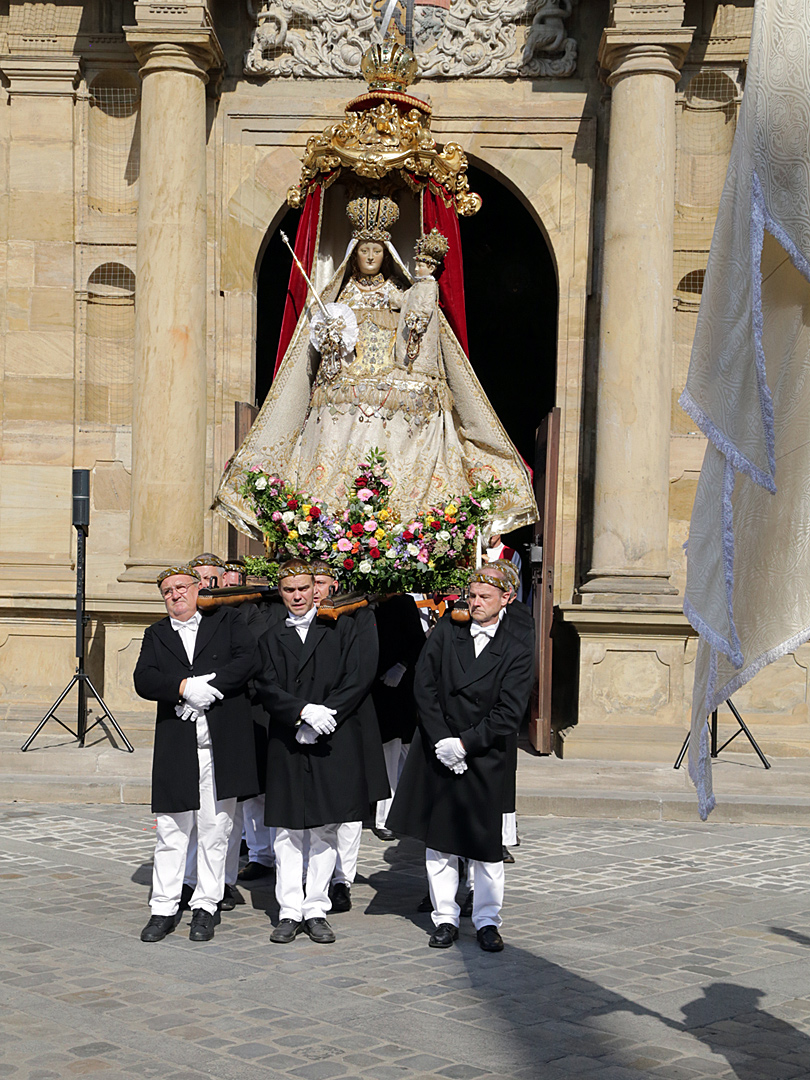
310;505;321;519
287;498;299;510
355;476;369;487
370;548;382;560
430;520;441;530
343;557;355;570
372;488;380;496
351;522;364;536
402;530;414;541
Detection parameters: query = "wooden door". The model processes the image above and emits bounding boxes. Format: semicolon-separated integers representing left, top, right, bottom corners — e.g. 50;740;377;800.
227;402;265;561
528;407;560;754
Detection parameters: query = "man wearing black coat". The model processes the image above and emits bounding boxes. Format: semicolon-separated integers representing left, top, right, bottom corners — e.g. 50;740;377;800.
256;560;372;944
387;566;533;952
134;566;259;944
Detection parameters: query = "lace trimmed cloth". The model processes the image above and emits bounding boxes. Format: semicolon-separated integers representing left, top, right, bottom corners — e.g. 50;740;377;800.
681;0;810;818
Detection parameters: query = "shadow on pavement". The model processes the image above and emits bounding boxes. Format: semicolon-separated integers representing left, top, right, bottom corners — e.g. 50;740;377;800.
681;983;810;1080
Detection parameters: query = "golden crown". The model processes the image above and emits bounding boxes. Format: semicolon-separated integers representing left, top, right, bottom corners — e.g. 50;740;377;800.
346;191;400;242
414;228;449;266
360;39;418;93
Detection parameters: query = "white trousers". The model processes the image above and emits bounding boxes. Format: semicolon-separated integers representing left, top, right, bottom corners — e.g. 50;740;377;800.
375;738;409;829
243;794;276;864
426;848;504;931
333;821;363;885
502;812;517;847
275;824;338;921
151;747;235;916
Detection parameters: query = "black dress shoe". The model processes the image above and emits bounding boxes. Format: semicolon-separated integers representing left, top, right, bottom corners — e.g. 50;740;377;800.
140;914;176;943
459;889;474;918
502;845;515;864
329;882;352;913
179;882;194;911
303;917;336;944
218;883;243;911
429;923;459;948
270;918;302;944
514;828;521;847
238;860;274;881
416;893;433;913
189;908;216;942
477;924;504;952
372;826;396;841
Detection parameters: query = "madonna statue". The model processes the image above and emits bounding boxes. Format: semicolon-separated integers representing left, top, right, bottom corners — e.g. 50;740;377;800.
213;41;537;536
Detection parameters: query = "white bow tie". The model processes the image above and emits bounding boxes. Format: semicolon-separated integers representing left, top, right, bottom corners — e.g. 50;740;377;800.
286;611;313;628
170;614;200;633
470;622;497;640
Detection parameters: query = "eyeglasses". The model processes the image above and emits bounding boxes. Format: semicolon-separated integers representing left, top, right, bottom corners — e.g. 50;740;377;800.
160;583;196;599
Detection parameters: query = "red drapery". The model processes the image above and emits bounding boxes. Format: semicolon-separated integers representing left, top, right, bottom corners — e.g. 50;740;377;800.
273;185;322;378
422;186;469;356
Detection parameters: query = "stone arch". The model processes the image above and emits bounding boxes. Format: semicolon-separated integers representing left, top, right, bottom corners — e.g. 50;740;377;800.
82;262;136;426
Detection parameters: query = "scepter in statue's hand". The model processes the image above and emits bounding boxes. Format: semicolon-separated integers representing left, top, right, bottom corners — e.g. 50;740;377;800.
280;229;358;382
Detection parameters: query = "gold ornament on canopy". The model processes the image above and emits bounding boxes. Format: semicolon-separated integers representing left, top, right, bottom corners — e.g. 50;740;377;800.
286;40;481;217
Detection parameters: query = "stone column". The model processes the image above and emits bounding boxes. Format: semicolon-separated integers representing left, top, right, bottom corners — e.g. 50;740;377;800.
120;4;222;583
581;4;693;602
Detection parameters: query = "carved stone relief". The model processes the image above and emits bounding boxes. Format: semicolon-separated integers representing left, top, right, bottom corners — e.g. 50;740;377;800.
244;0;577;79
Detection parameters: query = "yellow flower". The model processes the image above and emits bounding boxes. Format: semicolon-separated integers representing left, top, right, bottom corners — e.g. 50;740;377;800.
428;560;435;569
378;508;389;521
288;530;298;541
375;528;386;541
445;504;458;517
302;504;311;516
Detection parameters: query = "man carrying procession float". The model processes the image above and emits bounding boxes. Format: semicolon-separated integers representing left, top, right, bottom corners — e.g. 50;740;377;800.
135;39;538;953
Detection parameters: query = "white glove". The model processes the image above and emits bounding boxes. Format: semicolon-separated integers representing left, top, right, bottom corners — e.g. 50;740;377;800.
300;703;337;735
450;760;468;775
183;673;223;712
381;662;407;688
435;737;467;770
175;703;203;723
295;723;319;745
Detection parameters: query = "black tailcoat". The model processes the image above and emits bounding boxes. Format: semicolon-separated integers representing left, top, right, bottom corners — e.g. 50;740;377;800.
351;606;390;804
256;615;373;829
133;606;260;814
241;597;288;795
370;594;425;744
387;614;533;862
502;600;536;815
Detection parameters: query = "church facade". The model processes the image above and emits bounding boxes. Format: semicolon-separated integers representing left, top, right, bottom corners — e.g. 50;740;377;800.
3;0;800;761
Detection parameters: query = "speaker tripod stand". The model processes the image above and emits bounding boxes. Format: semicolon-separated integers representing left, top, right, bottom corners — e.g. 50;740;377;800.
673;696;770;771
21;471;133;754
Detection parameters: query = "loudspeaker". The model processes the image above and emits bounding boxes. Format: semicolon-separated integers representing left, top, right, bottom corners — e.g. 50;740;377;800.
72;468;90;532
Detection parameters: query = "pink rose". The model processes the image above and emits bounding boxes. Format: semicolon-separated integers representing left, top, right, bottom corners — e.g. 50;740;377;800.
337;537;352;552
417;548;429;564
272;511;282;521
465;525;476;539
368;536;379;548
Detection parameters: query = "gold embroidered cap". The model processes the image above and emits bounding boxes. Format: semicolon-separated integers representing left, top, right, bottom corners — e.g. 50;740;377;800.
346;191;400;243
157;565;201;588
414;228;449;268
278;558;314;581
189;552;226;569
469;566;509;592
310;558;337;578
496;561;521;595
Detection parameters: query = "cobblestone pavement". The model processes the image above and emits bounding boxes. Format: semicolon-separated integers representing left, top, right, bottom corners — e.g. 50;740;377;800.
3;806;810;1080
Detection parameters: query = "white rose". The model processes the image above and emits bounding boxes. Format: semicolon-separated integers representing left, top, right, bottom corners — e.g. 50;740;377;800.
364;504;374;516
480;498;491;510
297;520;310;534
439;530;451;541
386;548;398;560
407;543;420;557
282;510;295;524
391;524;404;536
254;476;268;491
359;560;372;574
313;539;326;551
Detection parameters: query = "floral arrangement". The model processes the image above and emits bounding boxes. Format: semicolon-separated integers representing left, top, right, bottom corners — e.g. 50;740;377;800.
241;448;503;595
